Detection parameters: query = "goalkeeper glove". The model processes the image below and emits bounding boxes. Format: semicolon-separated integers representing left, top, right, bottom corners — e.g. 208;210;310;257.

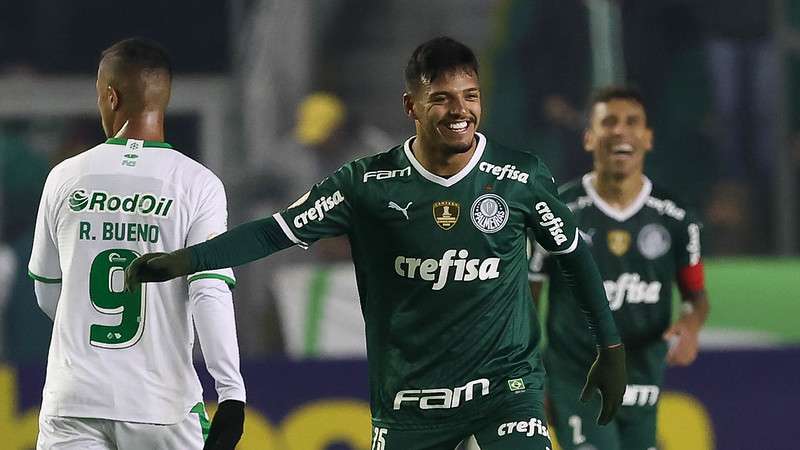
203;400;245;450
580;344;626;425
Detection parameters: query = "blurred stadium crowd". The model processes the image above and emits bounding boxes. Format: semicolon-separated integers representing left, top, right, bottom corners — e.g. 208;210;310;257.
0;0;797;365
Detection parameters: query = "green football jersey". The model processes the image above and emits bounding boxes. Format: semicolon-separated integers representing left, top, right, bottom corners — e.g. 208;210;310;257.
530;173;703;380
273;133;587;429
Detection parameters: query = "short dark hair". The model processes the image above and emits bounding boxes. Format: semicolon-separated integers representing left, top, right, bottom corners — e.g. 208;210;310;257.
588;85;647;114
101;37;172;79
404;37;479;92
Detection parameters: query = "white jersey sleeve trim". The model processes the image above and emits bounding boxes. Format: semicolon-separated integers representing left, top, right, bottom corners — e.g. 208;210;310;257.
273;212;309;249
188;273;236;288
548;230;579;255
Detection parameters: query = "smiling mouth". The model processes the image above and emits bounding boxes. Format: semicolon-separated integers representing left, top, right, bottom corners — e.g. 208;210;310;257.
611;143;634;155
443;120;470;134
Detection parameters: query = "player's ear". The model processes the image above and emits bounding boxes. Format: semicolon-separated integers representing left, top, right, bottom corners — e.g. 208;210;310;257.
107;85;120;112
583;128;595;153
403;92;417;121
643;127;654;153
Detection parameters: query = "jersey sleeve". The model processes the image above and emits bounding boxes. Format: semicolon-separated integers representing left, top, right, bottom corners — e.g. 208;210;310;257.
527;160;580;255
28;171;62;283
673;208;705;296
185;173;236;288
272;163;356;249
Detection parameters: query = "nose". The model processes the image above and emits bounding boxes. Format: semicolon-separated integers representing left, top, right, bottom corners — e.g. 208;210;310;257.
449;96;468;116
612;122;628;136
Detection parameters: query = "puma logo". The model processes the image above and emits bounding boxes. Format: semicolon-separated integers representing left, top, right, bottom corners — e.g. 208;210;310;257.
388;201;412;220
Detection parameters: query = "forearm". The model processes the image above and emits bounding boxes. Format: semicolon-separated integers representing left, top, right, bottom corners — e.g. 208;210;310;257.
34;281;61;320
680;290;709;329
191;279;246;403
189;216;294;273
555;240;620;347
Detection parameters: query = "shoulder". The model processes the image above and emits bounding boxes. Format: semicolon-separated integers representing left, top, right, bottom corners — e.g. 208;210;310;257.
480;135;541;170
557;177;587;202
41;143;104;194
477;135;553;188
342;143;408;184
165;148;226;191
645;180;698;223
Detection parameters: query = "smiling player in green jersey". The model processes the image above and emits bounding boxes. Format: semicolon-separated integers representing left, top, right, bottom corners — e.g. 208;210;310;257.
529;86;710;450
125;37;626;450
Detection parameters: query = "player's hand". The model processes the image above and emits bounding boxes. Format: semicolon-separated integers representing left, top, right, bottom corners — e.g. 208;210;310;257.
124;250;191;292
203;400;245;450
663;315;701;366
581;344;626;425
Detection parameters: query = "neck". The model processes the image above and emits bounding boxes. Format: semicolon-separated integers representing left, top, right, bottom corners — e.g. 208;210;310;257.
112;110;166;142
411;133;476;177
592;171;645;210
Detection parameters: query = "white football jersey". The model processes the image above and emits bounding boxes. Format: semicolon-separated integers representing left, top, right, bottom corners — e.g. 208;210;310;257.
29;138;236;424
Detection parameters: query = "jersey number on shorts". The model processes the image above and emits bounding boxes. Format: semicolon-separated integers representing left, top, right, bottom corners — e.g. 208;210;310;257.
371;427;387;450
568;415;587;445
89;248;146;348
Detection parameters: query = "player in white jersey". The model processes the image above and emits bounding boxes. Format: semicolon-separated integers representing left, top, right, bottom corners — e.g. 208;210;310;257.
29;38;246;450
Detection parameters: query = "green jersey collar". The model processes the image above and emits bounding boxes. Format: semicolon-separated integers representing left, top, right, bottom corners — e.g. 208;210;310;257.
105;138;173;149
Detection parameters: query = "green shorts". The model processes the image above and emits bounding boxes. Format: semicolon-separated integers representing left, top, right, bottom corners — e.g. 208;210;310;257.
370;391;553;450
545;344;666;450
547;376;657;450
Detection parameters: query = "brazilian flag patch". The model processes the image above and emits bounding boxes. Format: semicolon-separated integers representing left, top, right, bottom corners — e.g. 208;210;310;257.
507;378;526;392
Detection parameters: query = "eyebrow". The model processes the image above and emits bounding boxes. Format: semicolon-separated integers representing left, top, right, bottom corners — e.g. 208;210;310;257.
428;87;480;97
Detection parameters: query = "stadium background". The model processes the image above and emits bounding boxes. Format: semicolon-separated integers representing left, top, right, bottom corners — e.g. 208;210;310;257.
1;1;798;448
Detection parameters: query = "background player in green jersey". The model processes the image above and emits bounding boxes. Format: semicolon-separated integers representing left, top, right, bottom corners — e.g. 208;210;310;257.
125;37;626;450
529;86;710;450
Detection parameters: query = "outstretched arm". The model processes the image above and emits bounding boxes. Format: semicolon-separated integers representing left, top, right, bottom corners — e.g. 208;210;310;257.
127;164;356;291
553;240;626;425
125;216;293;290
528;160;625;425
554;240;619;347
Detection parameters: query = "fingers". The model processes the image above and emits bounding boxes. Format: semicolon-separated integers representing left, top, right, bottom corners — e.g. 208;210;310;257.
123;253;163;293
666;333;699;366
597;391;619;425
667;344;698;367
123;259;143;293
596;380;625;425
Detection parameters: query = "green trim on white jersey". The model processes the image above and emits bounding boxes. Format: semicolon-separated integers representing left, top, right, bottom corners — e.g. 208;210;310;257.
28;270;62;283
190;402;211;441
188;273;236;288
105;138;173;149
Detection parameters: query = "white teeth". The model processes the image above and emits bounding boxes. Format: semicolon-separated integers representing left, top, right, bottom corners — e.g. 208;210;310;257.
447;121;468;131
612;144;633;153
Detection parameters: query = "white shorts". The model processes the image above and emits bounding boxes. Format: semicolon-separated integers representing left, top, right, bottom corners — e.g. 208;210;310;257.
36;403;209;450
